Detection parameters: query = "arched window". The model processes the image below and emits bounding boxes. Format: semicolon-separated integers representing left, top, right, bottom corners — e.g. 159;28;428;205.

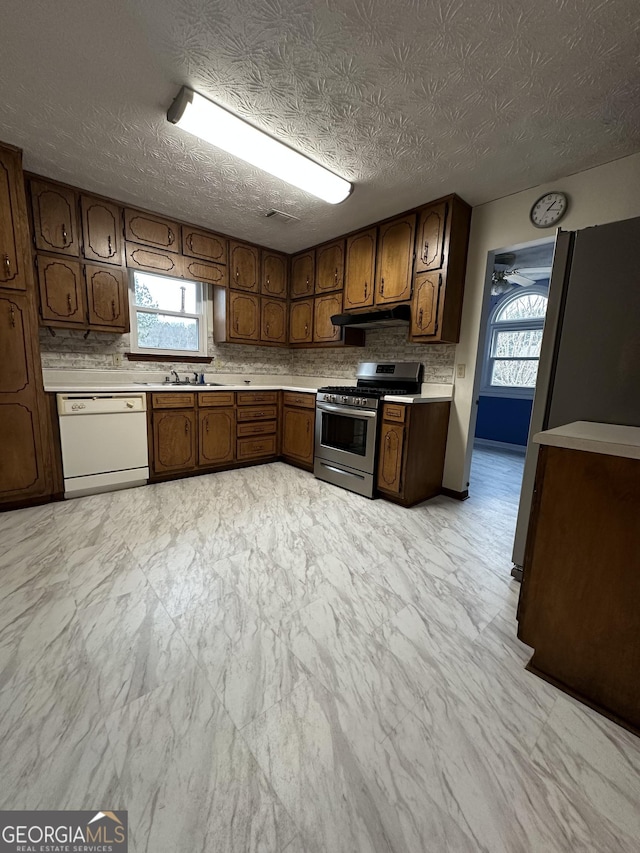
482;288;548;396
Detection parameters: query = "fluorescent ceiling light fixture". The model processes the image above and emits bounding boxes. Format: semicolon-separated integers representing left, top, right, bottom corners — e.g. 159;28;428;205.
167;86;352;204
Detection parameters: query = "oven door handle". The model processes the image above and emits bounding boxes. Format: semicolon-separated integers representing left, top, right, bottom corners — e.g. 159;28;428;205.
316;403;377;418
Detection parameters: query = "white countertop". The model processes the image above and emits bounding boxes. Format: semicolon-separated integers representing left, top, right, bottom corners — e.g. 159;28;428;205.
533;421;640;460
45;383;453;403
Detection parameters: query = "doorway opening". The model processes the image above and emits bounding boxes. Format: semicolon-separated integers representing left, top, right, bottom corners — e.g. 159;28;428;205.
468;237;555;543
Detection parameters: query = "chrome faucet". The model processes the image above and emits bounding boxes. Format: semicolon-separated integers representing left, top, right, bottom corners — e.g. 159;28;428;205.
170;369;180;384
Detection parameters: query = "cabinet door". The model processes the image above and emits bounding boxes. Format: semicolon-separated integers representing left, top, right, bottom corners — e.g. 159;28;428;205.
0;149;29;291
0;295;45;498
125;243;184;277
411;272;442;337
377;422;405;494
199;408;235;466
343;228;376;310
229;242;259;292
282;407;314;464
0;295;30;394
30;180;80;257
289;299;313;344
313;293;342;343
85;264;128;330
261;298;287;344
37;257;85;324
152;410;196;473
415;201;448;273
125;209;180;252
183;258;228;287
81;196;123;265
228;292;260;342
375;214;416;305
290;251;314;298
315;240;344;293
182;227;227;264
261;250;287;298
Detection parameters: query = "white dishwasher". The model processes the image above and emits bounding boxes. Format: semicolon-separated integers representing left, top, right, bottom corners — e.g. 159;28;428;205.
57;393;149;498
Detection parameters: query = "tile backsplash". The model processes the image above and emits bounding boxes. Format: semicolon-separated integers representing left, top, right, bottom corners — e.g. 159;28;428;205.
39;327;455;383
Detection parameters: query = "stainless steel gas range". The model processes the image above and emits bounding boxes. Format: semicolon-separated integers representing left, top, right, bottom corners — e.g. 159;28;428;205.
314;361;423;498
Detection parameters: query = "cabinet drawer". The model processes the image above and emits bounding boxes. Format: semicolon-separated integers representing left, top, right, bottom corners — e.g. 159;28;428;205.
283;391;315;409
383;404;406;423
237;435;277;460
237;420;277;437
198;391;235;407
151;392;195;409
236;391;278;406
236;404;278;422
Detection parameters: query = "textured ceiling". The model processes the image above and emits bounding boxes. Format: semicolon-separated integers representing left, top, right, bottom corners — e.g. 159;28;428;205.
1;0;639;252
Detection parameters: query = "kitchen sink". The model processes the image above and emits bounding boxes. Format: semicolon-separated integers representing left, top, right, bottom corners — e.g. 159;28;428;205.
134;381;228;387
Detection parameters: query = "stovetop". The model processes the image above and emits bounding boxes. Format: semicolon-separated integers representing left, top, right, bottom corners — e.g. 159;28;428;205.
317;385;413;398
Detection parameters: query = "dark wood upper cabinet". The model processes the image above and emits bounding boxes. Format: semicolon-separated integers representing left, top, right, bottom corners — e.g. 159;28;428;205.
182;226;227;265
261;298;287;344
81;196;123;265
30;180;80;257
415;201;448;273
125;243;184;278
0;150;30;291
343;228;376;310
85;264;128;330
183;258;228;287
228;291;260;342
261;250;287;298
313;293;342;343
290;251;314;299
375;214;416;305
229;241;259;292
289;298;313;345
315;239;344;294
124;208;180;253
37;256;85;325
411;272;442;338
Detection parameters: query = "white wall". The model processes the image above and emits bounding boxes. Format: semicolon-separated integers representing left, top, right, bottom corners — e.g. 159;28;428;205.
443;151;640;493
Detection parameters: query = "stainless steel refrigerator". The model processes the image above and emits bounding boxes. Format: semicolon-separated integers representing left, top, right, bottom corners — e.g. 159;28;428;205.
512;215;640;576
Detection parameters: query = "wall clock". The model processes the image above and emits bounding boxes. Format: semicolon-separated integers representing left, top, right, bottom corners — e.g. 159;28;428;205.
530;191;568;228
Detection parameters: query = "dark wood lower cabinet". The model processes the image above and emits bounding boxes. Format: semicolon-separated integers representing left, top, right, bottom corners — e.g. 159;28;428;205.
199;408;235;466
376;401;451;507
152;409;197;474
282;404;315;469
517;445;640;735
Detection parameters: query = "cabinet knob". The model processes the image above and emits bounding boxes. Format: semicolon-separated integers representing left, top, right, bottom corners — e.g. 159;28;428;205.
112;300;116;319
364;281;368;298
304;323;309;335
107;234;113;255
419;308;423;327
167;227;175;245
380;278;385;294
185;420;189;433
334;268;338;282
61;223;68;246
9;304;16;328
67;293;72;311
423;240;429;262
205;417;209;433
3;254;10;276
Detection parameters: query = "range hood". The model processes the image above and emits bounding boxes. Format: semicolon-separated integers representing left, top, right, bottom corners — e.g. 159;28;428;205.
330;304;411;329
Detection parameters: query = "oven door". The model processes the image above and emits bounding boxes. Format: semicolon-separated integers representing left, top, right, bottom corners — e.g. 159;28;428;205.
315;402;378;474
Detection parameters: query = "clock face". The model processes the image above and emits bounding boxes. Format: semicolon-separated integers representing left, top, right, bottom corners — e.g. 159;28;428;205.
530;192;568;228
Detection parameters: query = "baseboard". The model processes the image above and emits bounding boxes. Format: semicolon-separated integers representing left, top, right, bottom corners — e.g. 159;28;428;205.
440;487;469;501
474;438;527;455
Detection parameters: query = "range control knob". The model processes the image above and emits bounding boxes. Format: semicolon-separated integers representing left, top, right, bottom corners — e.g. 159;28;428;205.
341;395;348;404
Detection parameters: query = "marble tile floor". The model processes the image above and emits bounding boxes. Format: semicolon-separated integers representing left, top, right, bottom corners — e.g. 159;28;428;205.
1;448;639;851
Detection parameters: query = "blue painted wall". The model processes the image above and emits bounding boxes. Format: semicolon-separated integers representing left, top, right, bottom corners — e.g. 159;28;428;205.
475;396;533;445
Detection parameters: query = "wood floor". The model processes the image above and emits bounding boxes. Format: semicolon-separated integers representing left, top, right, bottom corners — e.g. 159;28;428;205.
0;447;638;852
